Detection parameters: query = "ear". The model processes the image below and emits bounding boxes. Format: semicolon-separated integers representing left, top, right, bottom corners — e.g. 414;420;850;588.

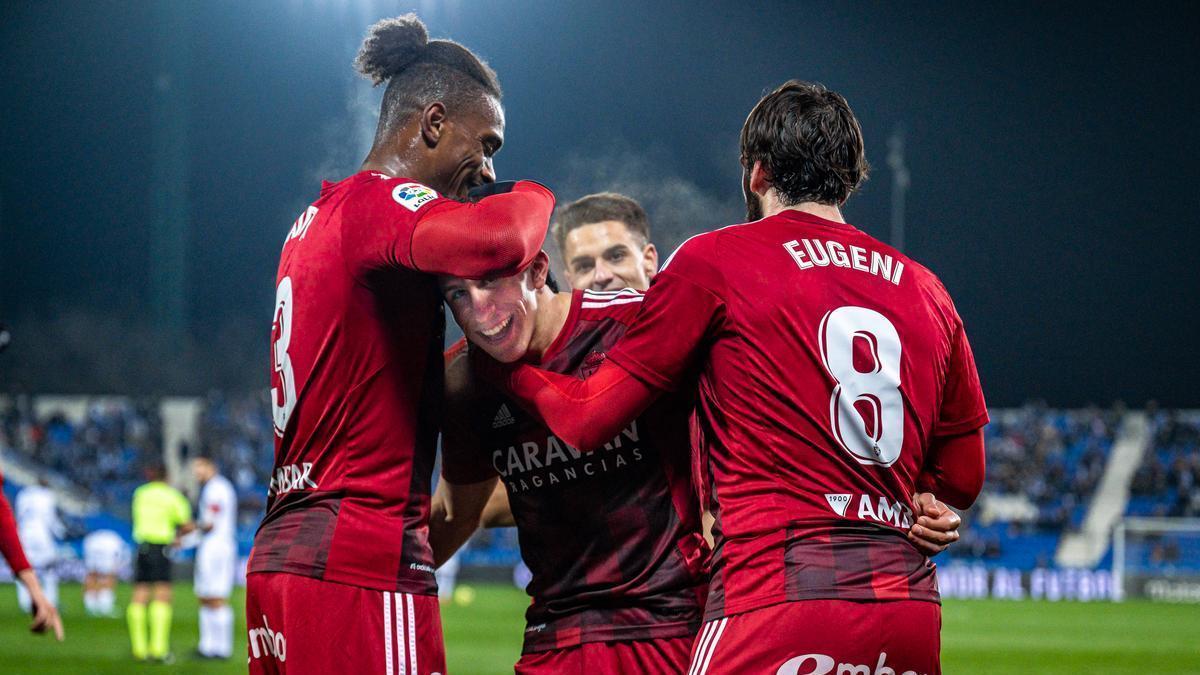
642;242;659;279
749;160;772;197
420;102;447;148
529;250;551;290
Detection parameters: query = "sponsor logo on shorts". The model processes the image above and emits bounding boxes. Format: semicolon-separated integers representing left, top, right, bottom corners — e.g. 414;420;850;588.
776;651;923;675
409;563;435;574
248;614;286;663
392;182;438;211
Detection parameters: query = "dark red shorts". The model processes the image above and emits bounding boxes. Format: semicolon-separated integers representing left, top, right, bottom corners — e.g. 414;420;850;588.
515;636;694;674
688;600;940;675
246;572;446;675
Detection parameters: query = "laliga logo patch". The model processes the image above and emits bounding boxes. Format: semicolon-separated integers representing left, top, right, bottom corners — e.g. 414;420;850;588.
392;182;438;211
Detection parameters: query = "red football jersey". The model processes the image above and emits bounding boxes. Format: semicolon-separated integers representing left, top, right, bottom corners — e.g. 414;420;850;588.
249;172;553;593
608;209;988;620
0;472;31;574
443;289;708;653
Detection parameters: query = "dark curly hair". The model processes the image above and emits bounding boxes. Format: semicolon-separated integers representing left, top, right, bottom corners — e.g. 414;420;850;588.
354;14;501;138
740;81;869;206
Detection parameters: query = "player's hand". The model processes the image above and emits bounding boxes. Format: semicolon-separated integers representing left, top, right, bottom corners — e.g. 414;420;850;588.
19;570;64;641
907;492;960;556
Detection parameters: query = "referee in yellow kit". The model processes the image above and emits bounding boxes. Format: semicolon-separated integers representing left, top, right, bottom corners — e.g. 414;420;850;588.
127;462;194;662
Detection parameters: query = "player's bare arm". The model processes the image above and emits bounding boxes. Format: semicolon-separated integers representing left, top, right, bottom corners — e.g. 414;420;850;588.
479;482;515;528
429;476;497;567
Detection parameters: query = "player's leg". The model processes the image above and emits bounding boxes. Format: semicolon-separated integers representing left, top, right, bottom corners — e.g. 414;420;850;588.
196;545;236;659
128;582;151;660
99;572;118;616
246;572;447;675
84;571;97;615
41;562;59;608
15;569;32;612
688;600;940;675
148;580;174;660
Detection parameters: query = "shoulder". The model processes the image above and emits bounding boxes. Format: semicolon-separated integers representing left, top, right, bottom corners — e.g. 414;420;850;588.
340;173;444;222
578;288;644;325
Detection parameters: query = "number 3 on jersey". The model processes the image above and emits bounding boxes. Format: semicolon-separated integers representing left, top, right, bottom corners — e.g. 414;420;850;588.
819;306;903;467
272;277;297;437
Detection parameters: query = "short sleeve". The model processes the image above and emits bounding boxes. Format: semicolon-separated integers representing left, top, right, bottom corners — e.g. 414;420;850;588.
441;344;501;485
934;321;989;436
608;235;726;391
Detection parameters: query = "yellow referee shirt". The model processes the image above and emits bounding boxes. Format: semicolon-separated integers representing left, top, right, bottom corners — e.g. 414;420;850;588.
131;481;192;545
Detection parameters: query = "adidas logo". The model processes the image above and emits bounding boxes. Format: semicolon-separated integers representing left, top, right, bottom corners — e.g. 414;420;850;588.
824;493;852;518
492;404;516;429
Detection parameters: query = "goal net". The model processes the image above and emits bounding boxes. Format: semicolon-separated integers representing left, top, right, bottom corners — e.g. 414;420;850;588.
1113;517;1200;602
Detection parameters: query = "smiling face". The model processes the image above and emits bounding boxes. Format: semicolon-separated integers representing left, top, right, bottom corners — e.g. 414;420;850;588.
441;252;550;363
562;220;658;292
433;95;505;198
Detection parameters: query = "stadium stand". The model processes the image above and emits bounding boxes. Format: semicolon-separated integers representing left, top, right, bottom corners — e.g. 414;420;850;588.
942;405;1119;570
2;395;1196;591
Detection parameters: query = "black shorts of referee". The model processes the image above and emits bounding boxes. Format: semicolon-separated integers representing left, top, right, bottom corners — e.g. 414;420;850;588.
134;543;172;583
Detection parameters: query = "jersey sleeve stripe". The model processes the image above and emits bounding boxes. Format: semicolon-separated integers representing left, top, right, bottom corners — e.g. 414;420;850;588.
580;296;644;309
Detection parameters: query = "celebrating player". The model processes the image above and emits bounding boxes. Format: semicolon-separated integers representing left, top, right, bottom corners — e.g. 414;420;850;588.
432;250;709;673
555;192;660;292
496;81;987;673
189;456;237;659
0;471;63;640
246;14;554;675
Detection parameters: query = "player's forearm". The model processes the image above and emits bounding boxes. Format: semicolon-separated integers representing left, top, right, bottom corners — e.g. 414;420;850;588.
0;495;31;574
479;483;515;528
412;181;554;279
918;428;986;510
429;477;494;567
506;360;659;451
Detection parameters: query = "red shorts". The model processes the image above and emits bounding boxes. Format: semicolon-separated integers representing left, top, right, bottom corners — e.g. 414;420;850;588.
515;636;694;674
246;572;446;675
688;600;940;675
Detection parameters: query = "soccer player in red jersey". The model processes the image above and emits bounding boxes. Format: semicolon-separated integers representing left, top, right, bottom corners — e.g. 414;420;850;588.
431;250;709;674
430;196;967;673
0;472;63;641
245;15;554;675
495;82;987;674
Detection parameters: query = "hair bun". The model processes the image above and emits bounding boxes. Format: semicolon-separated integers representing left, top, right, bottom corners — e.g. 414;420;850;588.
354;14;429;85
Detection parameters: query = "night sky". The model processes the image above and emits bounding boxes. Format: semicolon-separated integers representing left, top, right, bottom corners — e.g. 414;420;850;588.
1;1;1197;405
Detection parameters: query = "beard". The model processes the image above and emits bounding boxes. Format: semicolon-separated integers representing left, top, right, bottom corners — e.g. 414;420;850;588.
742;167;763;222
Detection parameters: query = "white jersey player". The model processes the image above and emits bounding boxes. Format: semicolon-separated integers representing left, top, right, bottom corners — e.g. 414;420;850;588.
83;529;129;617
15;480;64;613
190;457;237;659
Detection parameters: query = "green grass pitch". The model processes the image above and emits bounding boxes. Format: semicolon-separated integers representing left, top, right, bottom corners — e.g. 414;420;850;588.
0;582;1197;673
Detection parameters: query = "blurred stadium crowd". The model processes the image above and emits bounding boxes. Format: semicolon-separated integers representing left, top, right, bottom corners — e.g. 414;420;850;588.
1;395;1198;584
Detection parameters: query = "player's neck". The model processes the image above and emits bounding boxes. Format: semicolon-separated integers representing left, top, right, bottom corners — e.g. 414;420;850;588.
761;190;845;224
526;290;573;362
360;153;423;183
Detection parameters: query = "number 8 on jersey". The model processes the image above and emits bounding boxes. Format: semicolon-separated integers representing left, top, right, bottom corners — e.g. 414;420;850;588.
819;305;903;467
